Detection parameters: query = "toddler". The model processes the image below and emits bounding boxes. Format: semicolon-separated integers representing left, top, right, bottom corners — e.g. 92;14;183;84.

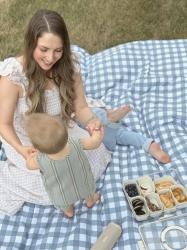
25;113;103;218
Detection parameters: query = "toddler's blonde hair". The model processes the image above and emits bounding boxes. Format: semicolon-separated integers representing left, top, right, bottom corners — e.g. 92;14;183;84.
25;113;68;154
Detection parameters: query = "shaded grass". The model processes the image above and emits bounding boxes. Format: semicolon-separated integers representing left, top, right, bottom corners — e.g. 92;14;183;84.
0;0;187;59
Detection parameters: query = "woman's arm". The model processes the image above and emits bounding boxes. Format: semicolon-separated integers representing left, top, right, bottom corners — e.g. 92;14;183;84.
0;76;35;159
73;73;102;131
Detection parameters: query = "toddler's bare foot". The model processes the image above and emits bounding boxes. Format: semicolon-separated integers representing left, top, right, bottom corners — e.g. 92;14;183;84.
149;142;171;164
64;206;74;218
107;105;132;123
86;192;101;208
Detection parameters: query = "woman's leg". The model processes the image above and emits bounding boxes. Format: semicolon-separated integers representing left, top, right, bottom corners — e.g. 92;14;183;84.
91;105;132;125
148;142;170;163
91;107;108;125
92;107;170;163
91;107;150;152
106;105;132;123
116;127;153;149
116;127;170;163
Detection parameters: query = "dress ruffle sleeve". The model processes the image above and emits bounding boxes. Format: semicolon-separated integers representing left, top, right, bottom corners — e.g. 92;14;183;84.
0;57;28;92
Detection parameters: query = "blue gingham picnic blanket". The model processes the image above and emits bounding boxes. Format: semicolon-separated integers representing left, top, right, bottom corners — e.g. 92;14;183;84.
1;40;187;250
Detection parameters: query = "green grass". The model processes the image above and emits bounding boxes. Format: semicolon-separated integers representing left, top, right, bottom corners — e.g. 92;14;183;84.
0;0;187;59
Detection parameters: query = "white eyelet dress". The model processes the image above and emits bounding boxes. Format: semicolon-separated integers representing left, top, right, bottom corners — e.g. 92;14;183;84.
0;57;111;215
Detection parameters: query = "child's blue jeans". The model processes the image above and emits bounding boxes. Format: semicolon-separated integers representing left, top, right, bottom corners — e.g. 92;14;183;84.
92;107;153;152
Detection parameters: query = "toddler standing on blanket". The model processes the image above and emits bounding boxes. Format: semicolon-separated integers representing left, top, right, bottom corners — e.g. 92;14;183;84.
25;113;103;218
85;97;170;164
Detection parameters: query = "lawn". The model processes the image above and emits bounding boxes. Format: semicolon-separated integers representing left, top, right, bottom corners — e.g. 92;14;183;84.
0;0;187;59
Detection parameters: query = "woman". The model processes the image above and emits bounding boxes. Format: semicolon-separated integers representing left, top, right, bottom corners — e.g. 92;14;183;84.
0;9;111;215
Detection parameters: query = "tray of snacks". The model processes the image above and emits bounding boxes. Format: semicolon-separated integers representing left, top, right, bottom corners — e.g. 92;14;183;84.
122;168;187;221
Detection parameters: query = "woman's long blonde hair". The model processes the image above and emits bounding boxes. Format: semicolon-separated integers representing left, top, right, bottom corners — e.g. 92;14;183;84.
24;9;76;124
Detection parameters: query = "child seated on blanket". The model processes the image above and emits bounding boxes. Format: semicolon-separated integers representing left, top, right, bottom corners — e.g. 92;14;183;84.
25;113;102;218
85;98;170;164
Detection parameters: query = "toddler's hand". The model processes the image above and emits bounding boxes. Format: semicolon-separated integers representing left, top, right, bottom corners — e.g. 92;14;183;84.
18;145;37;159
26;151;39;170
92;126;104;142
86;117;102;134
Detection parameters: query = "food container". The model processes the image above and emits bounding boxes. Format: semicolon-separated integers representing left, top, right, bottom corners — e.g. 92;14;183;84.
122;168;187;221
139;213;187;250
123;180;141;200
137;175;155;195
171;184;187;208
144;193;163;218
158;189;177;213
154;176;177;192
130;196;149;221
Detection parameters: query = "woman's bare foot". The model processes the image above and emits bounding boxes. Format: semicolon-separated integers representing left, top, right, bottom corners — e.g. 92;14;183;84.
64;206;74;218
107;105;132;123
149;142;171;164
86;192;101;208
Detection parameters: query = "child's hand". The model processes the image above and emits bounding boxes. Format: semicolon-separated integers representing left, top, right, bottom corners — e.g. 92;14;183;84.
80;126;105;150
86;116;102;134
18;145;37;160
91;126;104;142
26;152;39;170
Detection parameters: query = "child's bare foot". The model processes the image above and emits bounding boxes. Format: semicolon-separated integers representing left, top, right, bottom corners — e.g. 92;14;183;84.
64;206;74;218
86;192;101;208
149;142;171;164
107;105;132;123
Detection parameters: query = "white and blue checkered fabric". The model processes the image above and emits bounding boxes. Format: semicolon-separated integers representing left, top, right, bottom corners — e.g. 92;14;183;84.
1;40;187;250
139;211;187;249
